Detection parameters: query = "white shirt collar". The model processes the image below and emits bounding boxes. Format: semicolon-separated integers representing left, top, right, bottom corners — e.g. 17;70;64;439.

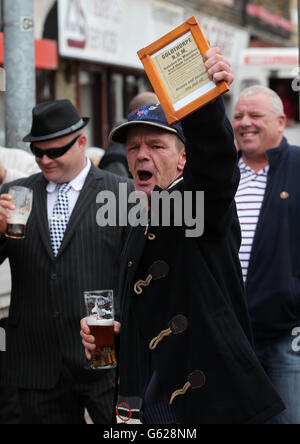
167;176;184;190
46;157;91;193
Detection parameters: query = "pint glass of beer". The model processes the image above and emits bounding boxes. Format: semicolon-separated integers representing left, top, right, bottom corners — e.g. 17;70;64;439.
84;290;117;370
5;186;33;239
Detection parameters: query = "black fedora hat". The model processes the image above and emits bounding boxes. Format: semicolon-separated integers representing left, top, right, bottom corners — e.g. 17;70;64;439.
23;99;90;143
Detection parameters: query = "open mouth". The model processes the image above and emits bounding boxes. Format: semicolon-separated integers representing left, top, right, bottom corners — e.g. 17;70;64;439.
137;170;153;183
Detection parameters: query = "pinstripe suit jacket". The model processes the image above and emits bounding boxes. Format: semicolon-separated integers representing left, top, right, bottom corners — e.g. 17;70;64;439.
0;165;134;389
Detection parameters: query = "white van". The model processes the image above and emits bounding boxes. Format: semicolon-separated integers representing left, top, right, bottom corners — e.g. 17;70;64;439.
228;47;300;145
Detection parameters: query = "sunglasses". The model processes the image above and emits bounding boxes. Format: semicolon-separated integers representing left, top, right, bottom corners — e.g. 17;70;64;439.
30;135;80;159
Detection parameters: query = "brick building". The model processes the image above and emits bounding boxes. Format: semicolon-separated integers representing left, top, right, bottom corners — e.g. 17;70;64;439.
187;0;245;28
290;0;299;44
245;0;293;46
184;0;294;47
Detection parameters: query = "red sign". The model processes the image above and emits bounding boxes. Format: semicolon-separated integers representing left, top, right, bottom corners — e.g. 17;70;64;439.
0;34;58;70
244;54;298;66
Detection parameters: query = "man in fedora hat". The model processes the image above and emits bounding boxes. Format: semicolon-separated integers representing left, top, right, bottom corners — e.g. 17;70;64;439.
0;99;133;424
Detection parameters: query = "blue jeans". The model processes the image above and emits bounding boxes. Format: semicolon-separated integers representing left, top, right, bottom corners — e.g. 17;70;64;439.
255;332;300;424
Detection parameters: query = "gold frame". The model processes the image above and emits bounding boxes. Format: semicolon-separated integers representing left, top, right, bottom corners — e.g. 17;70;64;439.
138;16;229;124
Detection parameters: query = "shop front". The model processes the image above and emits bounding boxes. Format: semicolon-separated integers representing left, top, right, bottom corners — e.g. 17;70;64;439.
57;0;185;149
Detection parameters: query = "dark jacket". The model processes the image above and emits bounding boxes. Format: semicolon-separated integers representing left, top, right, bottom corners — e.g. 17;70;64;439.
243;138;300;341
0;165;133;389
117;100;284;424
99;142;131;178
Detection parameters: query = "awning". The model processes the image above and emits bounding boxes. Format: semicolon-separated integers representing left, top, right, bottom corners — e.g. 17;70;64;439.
0;34;58;70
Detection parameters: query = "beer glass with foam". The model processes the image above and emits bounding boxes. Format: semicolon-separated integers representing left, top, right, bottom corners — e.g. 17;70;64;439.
84;290;117;370
5;186;33;239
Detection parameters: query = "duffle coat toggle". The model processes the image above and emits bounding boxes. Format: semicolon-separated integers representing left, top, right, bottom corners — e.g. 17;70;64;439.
169;370;206;405
149;314;188;350
134;260;169;295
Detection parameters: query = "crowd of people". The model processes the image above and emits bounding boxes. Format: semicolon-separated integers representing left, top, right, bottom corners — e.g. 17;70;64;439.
0;46;299;424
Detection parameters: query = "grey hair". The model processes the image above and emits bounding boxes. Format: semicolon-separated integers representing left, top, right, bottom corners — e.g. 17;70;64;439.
238;85;284;116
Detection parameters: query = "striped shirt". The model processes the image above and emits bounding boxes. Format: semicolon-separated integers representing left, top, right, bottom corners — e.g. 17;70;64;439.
236;158;269;282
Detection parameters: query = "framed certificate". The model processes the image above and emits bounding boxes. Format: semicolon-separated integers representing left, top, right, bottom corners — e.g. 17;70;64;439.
137;16;229;124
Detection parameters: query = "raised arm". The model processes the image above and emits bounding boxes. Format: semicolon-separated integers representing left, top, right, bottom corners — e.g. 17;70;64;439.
182;48;238;238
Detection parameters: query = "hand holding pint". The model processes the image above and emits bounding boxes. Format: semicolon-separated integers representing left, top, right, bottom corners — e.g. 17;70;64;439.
84;290;117;370
0;194;14;234
5;186;33;239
